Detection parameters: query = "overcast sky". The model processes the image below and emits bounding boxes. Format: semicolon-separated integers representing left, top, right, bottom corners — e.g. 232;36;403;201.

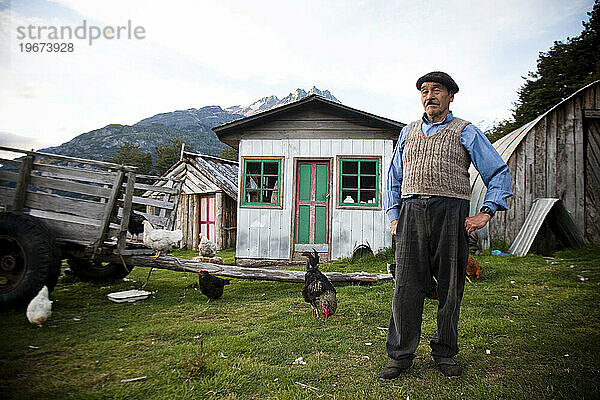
0;0;595;152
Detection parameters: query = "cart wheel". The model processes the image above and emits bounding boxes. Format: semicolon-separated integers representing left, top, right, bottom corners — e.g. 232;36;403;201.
0;212;61;310
67;258;133;282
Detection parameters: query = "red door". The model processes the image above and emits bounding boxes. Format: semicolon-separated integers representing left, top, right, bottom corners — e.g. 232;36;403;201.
199;194;215;241
294;161;330;251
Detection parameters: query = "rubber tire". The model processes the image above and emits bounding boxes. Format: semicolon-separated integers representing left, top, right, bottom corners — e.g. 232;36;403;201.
67;258;133;282
0;212;61;310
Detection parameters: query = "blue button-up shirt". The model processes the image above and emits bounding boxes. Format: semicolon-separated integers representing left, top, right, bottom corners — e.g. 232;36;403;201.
385;112;513;222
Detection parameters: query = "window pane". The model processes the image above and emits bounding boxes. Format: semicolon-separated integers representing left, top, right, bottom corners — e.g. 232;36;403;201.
342;175;358;189
246;161;262;175
246;189;260;203
360;190;377;204
341;190;358;204
261;190;277;204
342;160;358;174
361;161;376;175
245;176;260;189
263;161;279;175
360;175;376;190
262;175;278;190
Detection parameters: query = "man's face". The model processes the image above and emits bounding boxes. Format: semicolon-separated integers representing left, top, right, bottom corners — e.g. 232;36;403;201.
420;82;454;122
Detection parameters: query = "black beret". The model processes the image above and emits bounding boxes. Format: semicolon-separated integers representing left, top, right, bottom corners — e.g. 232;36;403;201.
416;71;459;94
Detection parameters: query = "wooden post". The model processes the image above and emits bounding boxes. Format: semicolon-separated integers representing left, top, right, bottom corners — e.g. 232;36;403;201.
13;155;34;211
215;191;223;250
118;171;136;251
93;170;125;258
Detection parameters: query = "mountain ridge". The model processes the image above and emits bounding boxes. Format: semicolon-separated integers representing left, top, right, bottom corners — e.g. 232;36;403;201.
40;87;340;161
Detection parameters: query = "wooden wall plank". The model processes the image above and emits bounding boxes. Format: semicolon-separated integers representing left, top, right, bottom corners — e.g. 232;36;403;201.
562;100;576;216
534;119;547;198
574;95;586;228
546;111;558;196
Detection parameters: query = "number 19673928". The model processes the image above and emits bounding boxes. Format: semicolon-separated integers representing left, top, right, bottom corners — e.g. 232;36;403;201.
19;42;74;52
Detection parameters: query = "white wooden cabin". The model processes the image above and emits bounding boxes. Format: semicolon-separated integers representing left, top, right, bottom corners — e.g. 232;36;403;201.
213;95;404;265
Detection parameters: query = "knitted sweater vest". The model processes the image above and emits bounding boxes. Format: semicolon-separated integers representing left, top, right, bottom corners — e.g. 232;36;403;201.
401;117;472;200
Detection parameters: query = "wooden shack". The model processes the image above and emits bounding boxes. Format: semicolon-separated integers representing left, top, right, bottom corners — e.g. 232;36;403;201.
470;80;600;252
160;152;238;250
213;94;404;265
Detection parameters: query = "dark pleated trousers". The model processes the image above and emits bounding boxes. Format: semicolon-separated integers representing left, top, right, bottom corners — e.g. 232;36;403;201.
386;196;469;366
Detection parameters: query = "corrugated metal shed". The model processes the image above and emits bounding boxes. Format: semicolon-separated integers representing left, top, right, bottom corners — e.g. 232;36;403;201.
508;198;586;256
469;80;600;251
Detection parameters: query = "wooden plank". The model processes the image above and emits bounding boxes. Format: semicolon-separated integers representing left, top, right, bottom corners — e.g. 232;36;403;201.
33;163;116;185
555;107;567;202
24;190;105;220
130;195;176;210
241;129;396;140
168;180;183;230
534;119;547;198
13;155;33;211
132;182;179;194
118;172;136;251
546;111;558;196
514;148;526;233
524;124;535;214
0;158;21;168
29;174;113;198
584;120;600;244
0;169;19;183
0;186;16;206
102;255;392;283
215;192;223;250
574;96;586;229
93;170;125;257
583;109;600;119
27;209;119;244
562;100;576;215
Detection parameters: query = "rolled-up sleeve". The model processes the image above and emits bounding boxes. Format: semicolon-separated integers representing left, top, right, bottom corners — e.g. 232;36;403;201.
462;124;513;212
385;126;409;221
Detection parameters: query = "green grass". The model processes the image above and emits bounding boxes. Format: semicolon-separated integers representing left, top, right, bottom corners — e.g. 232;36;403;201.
1;247;599;399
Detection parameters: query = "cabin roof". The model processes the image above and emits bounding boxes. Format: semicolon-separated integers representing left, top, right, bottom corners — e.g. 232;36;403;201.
213;94;405;146
158;152;239;199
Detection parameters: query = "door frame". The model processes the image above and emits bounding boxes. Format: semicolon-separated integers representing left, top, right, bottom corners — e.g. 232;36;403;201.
289;157;332;260
198;193;216;242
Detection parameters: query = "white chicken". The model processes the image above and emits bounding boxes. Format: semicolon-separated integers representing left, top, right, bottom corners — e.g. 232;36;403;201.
26;286;52;328
199;234;217;258
142;220;183;258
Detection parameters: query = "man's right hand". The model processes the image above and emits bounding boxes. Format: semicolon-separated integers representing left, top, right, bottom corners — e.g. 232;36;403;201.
390;219;398;236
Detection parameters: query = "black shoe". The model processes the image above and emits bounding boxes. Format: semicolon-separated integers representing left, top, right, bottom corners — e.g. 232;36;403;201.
378;360;413;380
436;359;462;377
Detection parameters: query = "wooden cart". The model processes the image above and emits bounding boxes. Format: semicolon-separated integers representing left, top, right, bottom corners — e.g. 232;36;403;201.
0;146;183;308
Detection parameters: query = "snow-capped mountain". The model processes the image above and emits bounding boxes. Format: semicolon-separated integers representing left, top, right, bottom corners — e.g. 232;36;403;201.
41;86;340;160
226;86;340;117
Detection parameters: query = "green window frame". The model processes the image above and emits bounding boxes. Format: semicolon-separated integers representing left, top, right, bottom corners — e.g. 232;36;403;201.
241;157;283;207
338;157;380;207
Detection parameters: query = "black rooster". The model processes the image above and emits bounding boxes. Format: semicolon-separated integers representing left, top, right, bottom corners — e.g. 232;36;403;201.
198;270;230;301
128;212;145;241
301;249;337;320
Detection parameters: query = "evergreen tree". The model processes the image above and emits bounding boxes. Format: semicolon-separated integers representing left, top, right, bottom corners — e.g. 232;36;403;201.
487;1;600;141
154;137;192;175
218;145;238;161
105;142;153;174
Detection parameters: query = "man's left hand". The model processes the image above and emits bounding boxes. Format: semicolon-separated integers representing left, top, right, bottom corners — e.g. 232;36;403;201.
464;212;491;235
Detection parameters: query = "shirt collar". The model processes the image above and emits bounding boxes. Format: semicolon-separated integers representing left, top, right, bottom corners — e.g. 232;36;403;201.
422;111;453;126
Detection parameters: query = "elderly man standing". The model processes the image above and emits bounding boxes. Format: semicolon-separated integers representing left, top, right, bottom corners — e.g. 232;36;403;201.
379;72;513;379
